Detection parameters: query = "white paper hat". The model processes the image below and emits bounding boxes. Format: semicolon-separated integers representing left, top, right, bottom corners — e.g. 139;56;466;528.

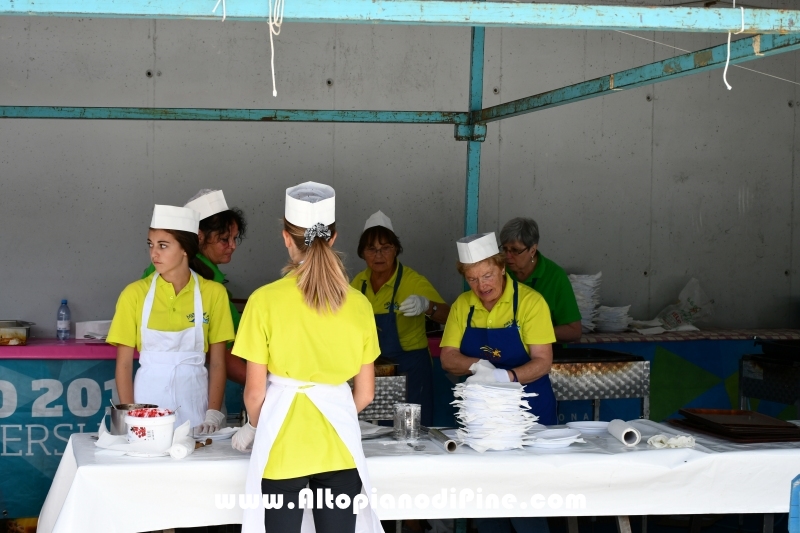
285;181;336;228
184;189;228;220
457;232;499;264
363;210;394;232
150;205;201;234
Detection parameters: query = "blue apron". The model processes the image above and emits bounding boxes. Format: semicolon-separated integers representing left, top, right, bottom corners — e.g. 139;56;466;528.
362;263;434;425
459;278;557;425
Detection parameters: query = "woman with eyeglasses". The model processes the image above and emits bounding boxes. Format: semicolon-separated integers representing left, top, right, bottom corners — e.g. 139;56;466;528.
143;190;249;385
500;217;581;343
440;232;556;533
350;211;450;426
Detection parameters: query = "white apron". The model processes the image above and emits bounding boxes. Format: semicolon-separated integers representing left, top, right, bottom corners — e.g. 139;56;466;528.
242;374;384;533
133;271;208;429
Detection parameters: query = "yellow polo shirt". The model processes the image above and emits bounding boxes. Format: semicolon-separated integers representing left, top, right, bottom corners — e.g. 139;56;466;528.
232;274;380;480
351;263;444;351
441;274;556;351
107;273;235;351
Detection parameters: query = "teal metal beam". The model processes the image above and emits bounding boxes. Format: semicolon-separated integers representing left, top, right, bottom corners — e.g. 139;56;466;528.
464;24;485;237
0;106;469;124
2;0;799;33
474;33;800;125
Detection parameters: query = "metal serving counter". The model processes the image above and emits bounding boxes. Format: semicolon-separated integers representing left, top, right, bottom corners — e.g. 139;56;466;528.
551;349;650;420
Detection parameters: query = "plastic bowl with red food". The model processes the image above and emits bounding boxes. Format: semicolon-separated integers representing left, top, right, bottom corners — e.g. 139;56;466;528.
125;407;176;452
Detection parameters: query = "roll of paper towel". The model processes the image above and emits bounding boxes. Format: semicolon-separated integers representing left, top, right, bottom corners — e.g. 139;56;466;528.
607;419;641;447
169;436;196;459
168;420;195;459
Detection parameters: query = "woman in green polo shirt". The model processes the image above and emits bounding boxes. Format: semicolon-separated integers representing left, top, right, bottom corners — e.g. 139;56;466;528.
500;217;582;343
143;189;248;384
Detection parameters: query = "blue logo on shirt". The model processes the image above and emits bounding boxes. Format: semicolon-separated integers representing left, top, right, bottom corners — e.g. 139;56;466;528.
187;312;210;325
383;301;398;312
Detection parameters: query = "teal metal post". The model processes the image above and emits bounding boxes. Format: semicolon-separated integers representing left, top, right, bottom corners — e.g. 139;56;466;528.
464;24;485;237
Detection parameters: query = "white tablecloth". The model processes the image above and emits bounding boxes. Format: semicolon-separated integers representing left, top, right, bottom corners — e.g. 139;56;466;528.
38;420;800;532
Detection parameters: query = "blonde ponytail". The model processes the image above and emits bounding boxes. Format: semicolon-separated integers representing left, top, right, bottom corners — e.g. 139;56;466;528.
282;218;350;313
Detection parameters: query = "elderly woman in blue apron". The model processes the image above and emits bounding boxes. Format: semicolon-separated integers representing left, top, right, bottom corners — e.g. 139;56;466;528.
440;232;555;533
108;204;235;433
351;210;450;426
231;182;383;533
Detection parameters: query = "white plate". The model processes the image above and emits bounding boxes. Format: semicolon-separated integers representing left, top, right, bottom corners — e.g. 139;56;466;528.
468;382;524;391
566;421;609;435
529;440;576;449
535;428;581;441
125;450;170;457
194;427;237;440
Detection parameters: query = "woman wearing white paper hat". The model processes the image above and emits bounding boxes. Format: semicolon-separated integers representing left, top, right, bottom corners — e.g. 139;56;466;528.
108;205;235;432
351;210;450;426
440;232;556;533
142;189;249;385
440;232;556;421
231;182;383;533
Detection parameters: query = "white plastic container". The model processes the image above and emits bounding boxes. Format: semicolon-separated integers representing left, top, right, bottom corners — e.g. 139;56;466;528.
125;413;176;453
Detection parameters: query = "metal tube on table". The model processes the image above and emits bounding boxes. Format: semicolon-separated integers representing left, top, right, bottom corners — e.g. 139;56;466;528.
421;426;458;453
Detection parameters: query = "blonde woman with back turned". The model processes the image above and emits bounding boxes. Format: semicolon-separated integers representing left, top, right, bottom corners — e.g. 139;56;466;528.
231;182;384;533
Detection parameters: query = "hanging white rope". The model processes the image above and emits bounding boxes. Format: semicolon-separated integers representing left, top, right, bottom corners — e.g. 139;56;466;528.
212;0;226;22
722;2;745;90
268;0;286;97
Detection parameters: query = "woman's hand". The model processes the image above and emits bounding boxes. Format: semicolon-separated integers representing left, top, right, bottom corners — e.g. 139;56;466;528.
115;345;135;404
232;422;256;452
440;346;481;376
352;363;375;413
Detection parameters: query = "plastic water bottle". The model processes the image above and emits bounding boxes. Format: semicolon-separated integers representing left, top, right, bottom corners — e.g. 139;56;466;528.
57;300;71;341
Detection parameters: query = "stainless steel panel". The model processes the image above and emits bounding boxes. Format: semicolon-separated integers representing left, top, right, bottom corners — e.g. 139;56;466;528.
550;361;651;401
356;375;408;422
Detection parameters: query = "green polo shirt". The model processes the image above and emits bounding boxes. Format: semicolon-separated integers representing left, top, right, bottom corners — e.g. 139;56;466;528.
143;254;241;333
508;251;581;327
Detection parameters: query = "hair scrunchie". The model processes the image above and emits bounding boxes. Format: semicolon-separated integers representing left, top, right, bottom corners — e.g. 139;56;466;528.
304;223;332;246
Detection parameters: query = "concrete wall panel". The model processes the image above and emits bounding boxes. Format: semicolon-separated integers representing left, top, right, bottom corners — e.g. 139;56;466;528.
1;10;799;336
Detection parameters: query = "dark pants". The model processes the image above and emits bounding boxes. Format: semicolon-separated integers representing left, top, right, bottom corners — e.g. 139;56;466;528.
261;468;363;533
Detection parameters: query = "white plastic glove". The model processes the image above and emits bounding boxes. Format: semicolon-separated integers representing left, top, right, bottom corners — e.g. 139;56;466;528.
232;422;257;452
466;359;496;383
398;295;430;317
196;409;226;434
492;369;511;383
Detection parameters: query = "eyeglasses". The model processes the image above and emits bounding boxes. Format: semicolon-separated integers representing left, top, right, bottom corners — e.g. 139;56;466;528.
500;245;530;256
466;272;499;285
364;245;395;257
215;233;242;248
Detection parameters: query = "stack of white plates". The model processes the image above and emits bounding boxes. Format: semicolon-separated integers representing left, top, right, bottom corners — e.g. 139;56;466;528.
527;428;585;449
453;382;539;452
568;272;601;333
596;305;632;333
566;421;609;435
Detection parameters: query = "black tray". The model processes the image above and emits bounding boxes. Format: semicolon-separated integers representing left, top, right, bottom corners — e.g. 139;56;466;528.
678;408;800;437
669;419;800;443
